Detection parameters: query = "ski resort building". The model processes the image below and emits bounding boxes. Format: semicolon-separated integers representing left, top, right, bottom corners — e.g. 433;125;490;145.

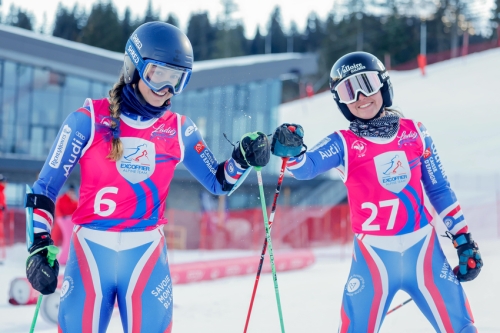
0;24;346;218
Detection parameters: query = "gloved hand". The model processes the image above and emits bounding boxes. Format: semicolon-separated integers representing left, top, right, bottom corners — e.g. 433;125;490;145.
26;232;60;295
450;232;483;282
271;123;305;157
231;131;270;168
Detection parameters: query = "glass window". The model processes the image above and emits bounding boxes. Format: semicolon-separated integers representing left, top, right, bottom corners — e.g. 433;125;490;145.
4;182;25;207
31;68;63;157
61;76;90;119
2;61;17;154
14;64;34;155
0;59;4;151
207;87;223;156
90;81;108;99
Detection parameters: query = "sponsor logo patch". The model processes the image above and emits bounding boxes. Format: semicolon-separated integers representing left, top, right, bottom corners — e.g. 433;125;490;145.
151;123;176;141
337;63;366;77
423;147;432;159
440;261;459;285
346;274;365;296
60;276;74;301
443;217;454;228
49;125;72;168
227;160;236;176
397;130;418;147
351;140;367;157
374;151;411;193
63;138;84;178
117;137;156;183
319;143;340;160
151;275;173;310
194;141;205;154
185;125;198;137
310;137;331;152
200;150;217;175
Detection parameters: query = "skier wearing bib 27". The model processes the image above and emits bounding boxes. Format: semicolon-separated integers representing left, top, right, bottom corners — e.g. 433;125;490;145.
271;52;482;333
24;22;270;333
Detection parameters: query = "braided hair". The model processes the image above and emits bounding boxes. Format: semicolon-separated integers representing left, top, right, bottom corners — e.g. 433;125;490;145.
107;74;126;161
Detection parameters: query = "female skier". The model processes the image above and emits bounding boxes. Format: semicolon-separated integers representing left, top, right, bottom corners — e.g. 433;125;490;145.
24;22;270;332
271;51;482;333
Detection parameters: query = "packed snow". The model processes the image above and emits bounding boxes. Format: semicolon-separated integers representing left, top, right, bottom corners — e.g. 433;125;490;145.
1;239;499;332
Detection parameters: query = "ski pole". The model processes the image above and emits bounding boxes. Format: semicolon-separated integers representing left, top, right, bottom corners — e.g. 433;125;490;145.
386;298;413;315
244;157;289;333
29;245;59;333
386;258;476;316
254;166;286;333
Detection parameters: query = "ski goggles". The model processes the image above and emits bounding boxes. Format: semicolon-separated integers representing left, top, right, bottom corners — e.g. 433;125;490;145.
334;71;383;104
141;61;190;94
126;41;191;95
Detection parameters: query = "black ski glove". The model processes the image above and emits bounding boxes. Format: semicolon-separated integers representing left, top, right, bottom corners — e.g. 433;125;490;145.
449;232;483;282
271;123;306;158
26;232;59;295
231;131;270;168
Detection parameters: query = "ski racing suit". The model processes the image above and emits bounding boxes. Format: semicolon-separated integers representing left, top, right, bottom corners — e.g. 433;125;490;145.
286;118;476;333
32;98;247;333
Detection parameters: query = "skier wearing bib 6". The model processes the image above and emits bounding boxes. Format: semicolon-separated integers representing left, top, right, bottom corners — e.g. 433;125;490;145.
24;21;270;332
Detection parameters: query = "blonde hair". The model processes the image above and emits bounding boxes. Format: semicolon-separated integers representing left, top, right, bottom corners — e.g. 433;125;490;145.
107;74;126;161
385;107;405;118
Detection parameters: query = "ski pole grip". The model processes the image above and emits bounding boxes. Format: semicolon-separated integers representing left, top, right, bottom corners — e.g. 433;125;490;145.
467;258;476;269
46;245;59;267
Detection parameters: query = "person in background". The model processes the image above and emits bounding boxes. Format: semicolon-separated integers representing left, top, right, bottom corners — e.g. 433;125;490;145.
271;51;482;333
52;184;78;246
0;174;6;244
0;174;6;219
24;21;270;332
52;184;79;265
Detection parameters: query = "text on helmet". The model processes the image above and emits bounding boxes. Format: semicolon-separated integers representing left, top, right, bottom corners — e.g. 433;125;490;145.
337;63;366;77
128;45;139;64
132;34;143;50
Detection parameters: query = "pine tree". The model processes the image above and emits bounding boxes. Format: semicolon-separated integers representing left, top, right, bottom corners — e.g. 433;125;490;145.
186;12;216;61
120;7;138;48
491;0;500;42
250;26;265;54
304;12;326;52
5;4;34;30
288;21;304;53
267;6;287;53
165;13;179;27
80;1;122;52
142;0;159;23
212;0;246;58
53;4;86;41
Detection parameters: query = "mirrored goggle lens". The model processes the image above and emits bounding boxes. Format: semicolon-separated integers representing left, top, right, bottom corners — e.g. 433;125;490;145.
142;63;187;93
335;72;383;104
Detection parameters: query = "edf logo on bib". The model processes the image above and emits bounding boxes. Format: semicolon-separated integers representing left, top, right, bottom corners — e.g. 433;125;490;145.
374;151;410;193
117;137;156;183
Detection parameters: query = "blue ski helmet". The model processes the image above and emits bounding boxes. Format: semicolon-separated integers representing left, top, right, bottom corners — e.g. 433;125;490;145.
329;52;393;121
123;22;194;95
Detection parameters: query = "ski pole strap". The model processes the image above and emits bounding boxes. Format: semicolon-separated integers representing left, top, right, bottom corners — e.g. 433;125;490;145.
25;193;55;215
